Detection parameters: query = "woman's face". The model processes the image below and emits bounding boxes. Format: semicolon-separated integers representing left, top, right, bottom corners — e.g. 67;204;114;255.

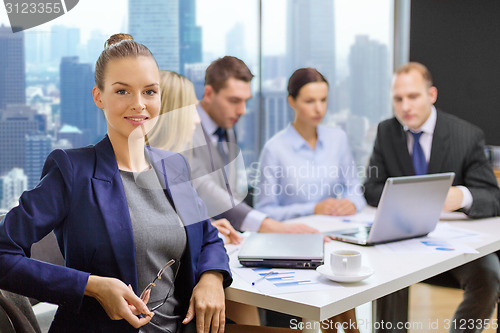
289;81;328;128
93;56;160;142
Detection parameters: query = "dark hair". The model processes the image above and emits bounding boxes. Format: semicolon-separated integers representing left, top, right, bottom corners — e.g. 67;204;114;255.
287;68;328;98
204;56;254;92
95;33;157;90
394;62;433;88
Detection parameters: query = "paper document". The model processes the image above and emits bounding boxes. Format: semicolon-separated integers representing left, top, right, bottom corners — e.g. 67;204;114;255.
231;267;341;295
375;224;483;254
428;223;482;241
376;237;478;254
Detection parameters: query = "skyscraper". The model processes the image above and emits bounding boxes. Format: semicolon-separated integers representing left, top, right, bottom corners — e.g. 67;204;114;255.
261;90;293;145
58;124;84;149
24;132;53;189
0;105;39;175
184;63;207;100
179;0;202;74
60;56;105;145
226;23;246;61
0;168;27;210
25;30;51;65
349;35;390;123
129;0;180;72
262;55;287;82
84;30;107;65
50;26;81;62
287;0;335;111
0;25;25;111
235;98;259;166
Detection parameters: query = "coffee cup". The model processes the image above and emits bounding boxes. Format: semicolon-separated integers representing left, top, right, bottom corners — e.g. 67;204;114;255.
330;250;362;276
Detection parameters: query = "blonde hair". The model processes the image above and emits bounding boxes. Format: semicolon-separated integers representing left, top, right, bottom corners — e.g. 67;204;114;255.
146;70;198;153
394;62;433;88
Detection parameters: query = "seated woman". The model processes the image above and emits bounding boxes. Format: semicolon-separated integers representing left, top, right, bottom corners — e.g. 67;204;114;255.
254;68;366;333
147;70;244;246
254;68;366;221
0;34;230;333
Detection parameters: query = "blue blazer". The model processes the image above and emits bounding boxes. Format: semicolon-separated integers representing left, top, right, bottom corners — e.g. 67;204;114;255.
0;136;231;332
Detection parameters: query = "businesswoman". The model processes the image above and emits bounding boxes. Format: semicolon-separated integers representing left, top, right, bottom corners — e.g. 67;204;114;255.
254;68;366;220
0;34;231;333
254;68;365;333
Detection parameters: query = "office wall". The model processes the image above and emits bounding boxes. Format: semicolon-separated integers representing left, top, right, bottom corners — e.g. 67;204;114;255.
410;0;500;145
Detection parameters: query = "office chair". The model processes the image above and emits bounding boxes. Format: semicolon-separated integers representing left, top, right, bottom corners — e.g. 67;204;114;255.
0;214;60;331
0;292;39;333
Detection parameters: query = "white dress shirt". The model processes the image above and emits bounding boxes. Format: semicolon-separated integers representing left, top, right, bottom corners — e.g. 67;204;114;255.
254;124;366;221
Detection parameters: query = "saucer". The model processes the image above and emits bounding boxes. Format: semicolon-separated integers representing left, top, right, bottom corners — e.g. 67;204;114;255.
316;265;374;283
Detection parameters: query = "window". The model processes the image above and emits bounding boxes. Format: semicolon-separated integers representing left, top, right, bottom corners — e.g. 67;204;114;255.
0;0;398;210
261;0;394;170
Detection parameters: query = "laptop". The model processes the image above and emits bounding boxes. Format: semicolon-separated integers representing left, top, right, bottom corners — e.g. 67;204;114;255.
238;233;324;269
326;172;455;246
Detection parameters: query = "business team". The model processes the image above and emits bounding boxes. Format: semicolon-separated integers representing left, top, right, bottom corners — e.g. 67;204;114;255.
0;32;498;333
191;56;500;333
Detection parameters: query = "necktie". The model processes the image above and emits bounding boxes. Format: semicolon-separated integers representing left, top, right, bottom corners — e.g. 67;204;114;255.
213;127;235;206
411;131;427;175
213;127;228;165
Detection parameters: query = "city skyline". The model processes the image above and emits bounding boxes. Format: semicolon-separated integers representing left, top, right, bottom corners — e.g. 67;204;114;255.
0;0;391;67
0;0;394;210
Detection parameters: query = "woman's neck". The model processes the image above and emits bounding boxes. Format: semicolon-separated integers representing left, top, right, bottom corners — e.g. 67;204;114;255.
108;133;149;172
292;121;318;149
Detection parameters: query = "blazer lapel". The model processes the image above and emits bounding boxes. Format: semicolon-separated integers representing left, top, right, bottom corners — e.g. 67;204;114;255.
147;147;210;226
427;111;450;174
146;147;180;210
91;137;138;291
391;120;415;175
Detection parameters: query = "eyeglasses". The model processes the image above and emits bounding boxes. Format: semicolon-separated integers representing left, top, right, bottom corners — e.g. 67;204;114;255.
140;259;180;311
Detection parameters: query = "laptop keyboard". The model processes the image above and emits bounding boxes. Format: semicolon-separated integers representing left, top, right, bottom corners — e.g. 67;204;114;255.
341;226;371;237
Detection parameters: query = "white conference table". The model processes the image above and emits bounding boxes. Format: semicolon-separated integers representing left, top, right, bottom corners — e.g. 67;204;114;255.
224;208;500;332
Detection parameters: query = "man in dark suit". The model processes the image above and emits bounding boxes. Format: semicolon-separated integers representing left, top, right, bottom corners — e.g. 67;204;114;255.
193;56;317;234
365;62;500;333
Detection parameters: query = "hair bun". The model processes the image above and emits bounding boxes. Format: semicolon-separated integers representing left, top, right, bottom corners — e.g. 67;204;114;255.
104;33;134;49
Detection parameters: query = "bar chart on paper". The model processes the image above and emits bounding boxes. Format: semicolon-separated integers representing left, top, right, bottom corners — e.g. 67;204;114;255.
231;267;341;294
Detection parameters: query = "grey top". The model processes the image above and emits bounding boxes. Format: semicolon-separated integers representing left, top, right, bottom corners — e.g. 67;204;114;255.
120;168;187;333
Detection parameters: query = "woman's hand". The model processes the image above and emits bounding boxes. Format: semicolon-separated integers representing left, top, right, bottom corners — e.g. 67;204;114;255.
314;198;356;216
84;275;154;328
330;199;356;216
314;198;337;215
182;271;225;333
211;219;243;245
